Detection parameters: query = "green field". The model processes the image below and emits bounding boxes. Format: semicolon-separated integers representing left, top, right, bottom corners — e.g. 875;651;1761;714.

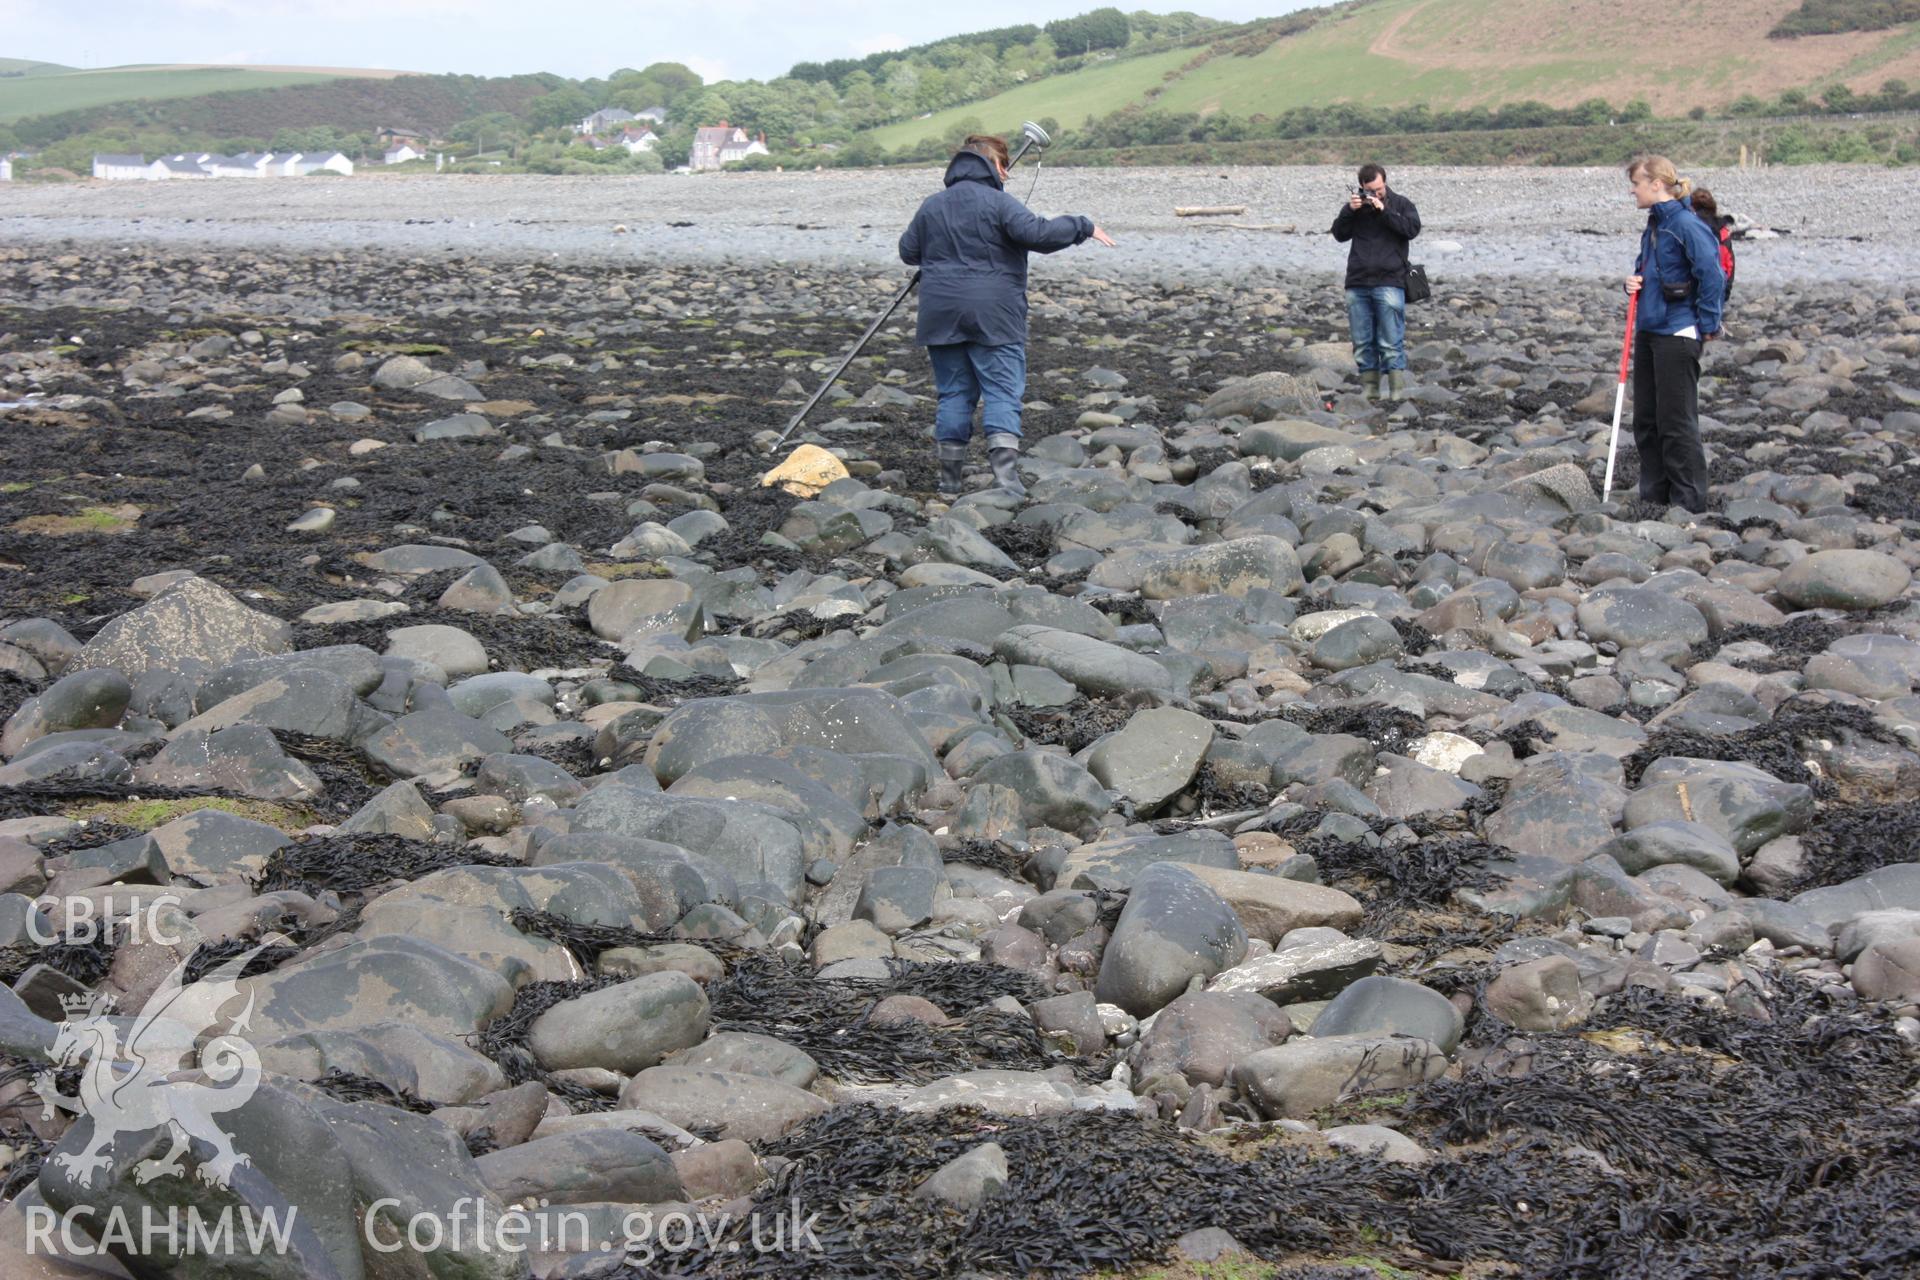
863;46;1200;151
0;65;361;123
0;58;75;77
857;0;1920;149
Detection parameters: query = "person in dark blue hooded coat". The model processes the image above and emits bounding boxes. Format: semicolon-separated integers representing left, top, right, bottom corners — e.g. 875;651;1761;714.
899;133;1114;496
1624;153;1725;516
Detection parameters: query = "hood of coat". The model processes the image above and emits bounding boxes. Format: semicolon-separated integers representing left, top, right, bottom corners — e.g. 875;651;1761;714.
943;149;1004;191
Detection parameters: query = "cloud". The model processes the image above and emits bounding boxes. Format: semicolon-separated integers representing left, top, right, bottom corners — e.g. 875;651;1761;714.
680;55;733;85
173;0;471;14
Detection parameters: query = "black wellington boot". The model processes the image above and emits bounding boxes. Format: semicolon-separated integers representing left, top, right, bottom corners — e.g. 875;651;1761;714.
937;441;968;496
985;433;1026;498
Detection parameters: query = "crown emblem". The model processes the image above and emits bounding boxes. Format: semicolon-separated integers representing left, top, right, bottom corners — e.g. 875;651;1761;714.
58;990;115;1019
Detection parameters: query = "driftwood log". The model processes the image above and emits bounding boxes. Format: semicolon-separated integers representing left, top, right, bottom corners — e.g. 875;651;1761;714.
1173;205;1248;217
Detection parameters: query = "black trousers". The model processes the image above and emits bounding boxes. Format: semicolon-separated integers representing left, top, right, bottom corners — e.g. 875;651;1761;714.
1631;330;1707;512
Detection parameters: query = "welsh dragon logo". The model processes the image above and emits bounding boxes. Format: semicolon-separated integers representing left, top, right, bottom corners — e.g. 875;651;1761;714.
31;945;277;1190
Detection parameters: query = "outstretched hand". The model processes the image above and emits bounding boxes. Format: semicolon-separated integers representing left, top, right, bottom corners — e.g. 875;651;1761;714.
1090;226;1117;247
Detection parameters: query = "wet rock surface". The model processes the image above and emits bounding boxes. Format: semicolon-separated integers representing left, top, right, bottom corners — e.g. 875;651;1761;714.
1;224;1919;1279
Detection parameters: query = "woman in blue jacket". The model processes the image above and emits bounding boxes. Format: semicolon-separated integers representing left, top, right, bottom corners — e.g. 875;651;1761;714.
1623;154;1726;515
900;134;1114;497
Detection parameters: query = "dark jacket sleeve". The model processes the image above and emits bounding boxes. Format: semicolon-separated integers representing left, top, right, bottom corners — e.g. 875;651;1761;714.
1385;195;1420;241
1331;203;1357;242
1001;196;1091;253
898;210;923;266
1682;214;1726;335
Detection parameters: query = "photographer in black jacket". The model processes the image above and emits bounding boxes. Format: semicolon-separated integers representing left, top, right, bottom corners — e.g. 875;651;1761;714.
1331;163;1421;400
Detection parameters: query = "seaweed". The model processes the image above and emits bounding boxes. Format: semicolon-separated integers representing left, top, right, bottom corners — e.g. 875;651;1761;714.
254;832;520;896
604;667;746;705
182;937;300;983
942;837;1030;878
1620;699;1901;791
1794;798;1920;892
611;977;1920;1280
1003;695;1140;753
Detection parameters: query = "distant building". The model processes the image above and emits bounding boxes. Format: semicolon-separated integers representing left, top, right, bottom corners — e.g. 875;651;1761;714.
88;148;352;181
0;158;10;182
689;121;768;171
209;153;261;177
576;107;636;135
384;143;425;165
150;155;214;179
617;126;659;154
297;150;354;175
377;126;425;149
92;154;150;180
633;106;667;124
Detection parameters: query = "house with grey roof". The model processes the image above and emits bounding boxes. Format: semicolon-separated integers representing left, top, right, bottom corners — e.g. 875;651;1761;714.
295;150;354;175
209;153;273;177
92;154;150;180
151;155;213;179
576;107;636;135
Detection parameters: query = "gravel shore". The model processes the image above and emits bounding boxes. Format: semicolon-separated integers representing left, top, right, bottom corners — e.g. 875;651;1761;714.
4;167;1920;1278
0;163;1905;283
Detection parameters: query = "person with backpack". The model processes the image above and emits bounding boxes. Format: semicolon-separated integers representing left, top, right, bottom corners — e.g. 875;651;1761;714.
1331;162;1422;400
1623;154;1726;515
1690;187;1737;305
899;133;1115;499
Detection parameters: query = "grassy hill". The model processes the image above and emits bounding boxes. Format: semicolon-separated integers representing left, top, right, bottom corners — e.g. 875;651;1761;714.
864;0;1920;149
0;63;415;124
0;58;75;77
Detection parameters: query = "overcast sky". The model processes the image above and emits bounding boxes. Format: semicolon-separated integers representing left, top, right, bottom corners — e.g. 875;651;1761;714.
7;0;1317;84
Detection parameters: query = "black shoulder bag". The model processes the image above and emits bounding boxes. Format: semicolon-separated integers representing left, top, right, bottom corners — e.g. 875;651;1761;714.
1404;262;1431;304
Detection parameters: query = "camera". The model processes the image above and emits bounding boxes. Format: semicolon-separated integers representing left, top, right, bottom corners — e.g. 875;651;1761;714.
1352;186;1378;206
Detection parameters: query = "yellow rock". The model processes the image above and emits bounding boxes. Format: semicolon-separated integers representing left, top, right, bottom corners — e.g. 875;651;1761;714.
760;443;849;498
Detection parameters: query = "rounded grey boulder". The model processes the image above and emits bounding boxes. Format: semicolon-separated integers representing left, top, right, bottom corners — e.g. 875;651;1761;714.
1095;862;1249;1017
1775;549;1911;611
527;971;710;1073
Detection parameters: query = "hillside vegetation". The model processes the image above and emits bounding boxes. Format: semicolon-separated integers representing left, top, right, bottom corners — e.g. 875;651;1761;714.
866;0;1920;152
0;64;408;124
1773;0;1920;36
6;2;1920;174
0;58;74;77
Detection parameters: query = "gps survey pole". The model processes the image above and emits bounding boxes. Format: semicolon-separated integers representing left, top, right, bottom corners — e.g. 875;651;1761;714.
771;120;1052;448
1600;291;1640;504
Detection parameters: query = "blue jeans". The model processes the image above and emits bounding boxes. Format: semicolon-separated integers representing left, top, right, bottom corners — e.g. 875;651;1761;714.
928;341;1026;443
1345;286;1407;374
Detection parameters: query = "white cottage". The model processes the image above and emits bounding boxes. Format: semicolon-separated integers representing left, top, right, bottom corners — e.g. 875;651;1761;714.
92;154;150;180
384;143;425;165
209;153;273;178
150;155;212;179
295;151;354;175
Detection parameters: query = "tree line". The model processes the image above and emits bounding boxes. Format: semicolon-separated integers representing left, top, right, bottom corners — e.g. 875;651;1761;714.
1770;0;1920;37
